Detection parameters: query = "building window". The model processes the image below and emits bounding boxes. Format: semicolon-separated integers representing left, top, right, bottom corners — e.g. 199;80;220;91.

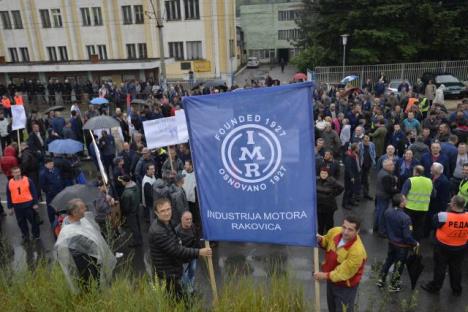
168;41;184;60
278;10;300;21
229;39;235;57
122;6;132;24
248;49;275;60
0;11;12;29
51;9;62;28
8;48;19;62
184;0;199;19
97;45;108;60
93;7;103;26
47;47;58;61
20;47;30;62
81;8;91;26
186;41;201;60
58;46;68;61
165;0;181;21
86;45;96;59
138;43;147;59
134;5;144;24
11;11;23;29
126;44;137;59
278;29;302;40
39;9;51;28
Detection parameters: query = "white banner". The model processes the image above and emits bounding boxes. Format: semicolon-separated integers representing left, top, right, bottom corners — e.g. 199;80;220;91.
143;109;189;149
11;105;27;130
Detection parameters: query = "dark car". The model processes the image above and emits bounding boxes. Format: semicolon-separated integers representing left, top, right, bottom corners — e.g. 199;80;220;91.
421;72;466;99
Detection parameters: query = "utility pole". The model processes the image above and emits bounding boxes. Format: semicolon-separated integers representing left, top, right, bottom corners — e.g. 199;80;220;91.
149;0;166;87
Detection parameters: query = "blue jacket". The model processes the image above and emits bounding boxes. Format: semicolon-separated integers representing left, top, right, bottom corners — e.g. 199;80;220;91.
420;152;451;178
39;167;65;200
395;158;419;185
358;141;376;166
429;175;450;214
6;177;39;209
51;117;66;136
440;142;458;174
382;207;418;246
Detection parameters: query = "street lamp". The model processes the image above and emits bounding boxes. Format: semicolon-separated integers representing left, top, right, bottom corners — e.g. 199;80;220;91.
341;34;349;78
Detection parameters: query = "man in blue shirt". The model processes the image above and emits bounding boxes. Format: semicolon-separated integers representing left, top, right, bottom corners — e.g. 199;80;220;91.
39;158;65;227
377;194;418;292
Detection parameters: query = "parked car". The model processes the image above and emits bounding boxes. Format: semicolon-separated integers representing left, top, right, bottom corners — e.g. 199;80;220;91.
246;57;260;68
385;79;412;96
421;72;466;99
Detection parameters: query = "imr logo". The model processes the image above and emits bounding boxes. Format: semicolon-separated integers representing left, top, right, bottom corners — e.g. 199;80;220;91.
215;115;287;191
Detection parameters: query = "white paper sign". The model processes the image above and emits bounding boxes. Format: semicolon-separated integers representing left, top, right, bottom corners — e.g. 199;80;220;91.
143;110;189;149
11;105;27;130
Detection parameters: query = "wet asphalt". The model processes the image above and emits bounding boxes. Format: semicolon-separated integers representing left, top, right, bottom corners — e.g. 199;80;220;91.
1;160;467;311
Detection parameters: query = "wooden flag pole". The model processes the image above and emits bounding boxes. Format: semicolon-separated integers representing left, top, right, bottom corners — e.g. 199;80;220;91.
314;247;321;311
204;240;218;304
17;129;20;146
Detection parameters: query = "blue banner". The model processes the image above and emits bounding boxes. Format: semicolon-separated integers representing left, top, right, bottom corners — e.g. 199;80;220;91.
183;83;317;246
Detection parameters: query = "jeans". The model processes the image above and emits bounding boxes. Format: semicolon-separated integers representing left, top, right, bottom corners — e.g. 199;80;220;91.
374;197;390;232
326;282;358;312
182;259;197;293
380;243;410;286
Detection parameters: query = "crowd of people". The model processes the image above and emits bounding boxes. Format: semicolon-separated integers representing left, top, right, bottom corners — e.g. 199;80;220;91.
0;73;467;309
312;76;467;310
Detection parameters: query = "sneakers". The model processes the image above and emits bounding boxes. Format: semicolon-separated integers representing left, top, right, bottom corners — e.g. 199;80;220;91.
388;285;401;293
376;279;385;288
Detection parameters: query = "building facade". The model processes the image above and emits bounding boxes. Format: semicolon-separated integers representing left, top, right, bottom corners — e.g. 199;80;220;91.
0;0;237;85
239;1;302;64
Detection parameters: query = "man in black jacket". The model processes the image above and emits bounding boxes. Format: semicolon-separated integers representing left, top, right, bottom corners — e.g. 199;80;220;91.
148;198;211;298
374;159;399;233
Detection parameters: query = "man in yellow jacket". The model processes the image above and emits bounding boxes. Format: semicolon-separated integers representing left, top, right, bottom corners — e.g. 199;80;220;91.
314;216;367;312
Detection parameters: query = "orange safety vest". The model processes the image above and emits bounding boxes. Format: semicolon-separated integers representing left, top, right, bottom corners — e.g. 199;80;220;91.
8;177;33;204
436;212;468;247
14;95;23;105
404;97;418;113
1;97;11;109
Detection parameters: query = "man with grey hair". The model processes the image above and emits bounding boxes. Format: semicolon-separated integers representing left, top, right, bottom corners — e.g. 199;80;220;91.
425;162;450;237
374;159;399;233
55;199;116;292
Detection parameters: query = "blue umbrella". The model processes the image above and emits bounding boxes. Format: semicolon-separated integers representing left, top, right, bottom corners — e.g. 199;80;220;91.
48;139;83;154
90;97;109;105
341;75;359;84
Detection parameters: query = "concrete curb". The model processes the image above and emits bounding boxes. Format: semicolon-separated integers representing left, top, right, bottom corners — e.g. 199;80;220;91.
235;65;248;77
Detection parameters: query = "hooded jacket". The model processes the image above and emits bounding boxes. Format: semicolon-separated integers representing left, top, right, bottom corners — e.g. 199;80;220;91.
0;146;18;178
120;181;140;215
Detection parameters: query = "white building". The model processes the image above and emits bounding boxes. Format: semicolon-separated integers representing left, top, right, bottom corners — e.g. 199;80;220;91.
0;0;237;85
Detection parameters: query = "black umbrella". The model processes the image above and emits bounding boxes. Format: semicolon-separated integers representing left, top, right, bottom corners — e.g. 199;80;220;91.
204;80;227;90
83;115;120;130
50;184;101;213
406;248;424;290
44;105;66;113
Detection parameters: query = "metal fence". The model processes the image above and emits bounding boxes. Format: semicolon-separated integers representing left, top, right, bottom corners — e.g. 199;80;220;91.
315;60;468;86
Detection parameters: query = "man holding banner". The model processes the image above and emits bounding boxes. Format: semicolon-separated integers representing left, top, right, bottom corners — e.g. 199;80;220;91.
314;216;367;312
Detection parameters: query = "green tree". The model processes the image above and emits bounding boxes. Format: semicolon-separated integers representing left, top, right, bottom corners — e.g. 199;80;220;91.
293;0;468;70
